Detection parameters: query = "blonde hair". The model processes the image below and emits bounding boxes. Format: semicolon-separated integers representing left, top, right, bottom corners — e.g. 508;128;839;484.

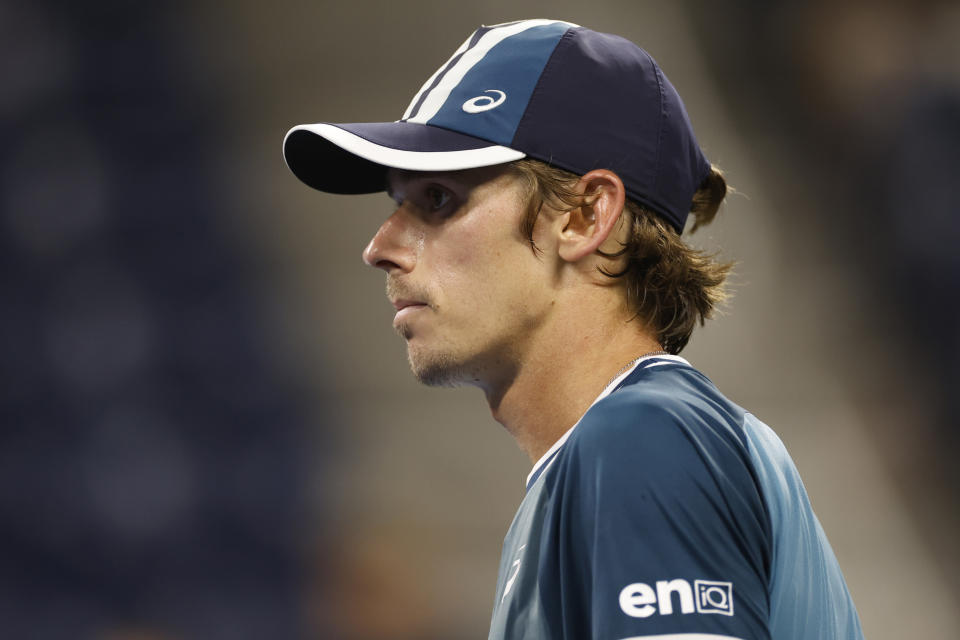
509;158;733;354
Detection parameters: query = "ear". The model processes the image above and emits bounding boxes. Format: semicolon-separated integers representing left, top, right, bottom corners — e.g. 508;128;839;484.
556;169;626;263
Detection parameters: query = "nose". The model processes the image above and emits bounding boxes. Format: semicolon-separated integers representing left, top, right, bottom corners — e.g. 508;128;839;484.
362;207;417;273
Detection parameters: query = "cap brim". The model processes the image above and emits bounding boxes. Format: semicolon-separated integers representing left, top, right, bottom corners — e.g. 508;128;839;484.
283;122;526;195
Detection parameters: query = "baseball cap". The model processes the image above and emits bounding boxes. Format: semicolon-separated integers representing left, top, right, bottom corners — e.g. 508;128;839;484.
283;19;710;233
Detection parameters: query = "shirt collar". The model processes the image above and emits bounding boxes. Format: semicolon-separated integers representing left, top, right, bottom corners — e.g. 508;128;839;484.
525;354;689;490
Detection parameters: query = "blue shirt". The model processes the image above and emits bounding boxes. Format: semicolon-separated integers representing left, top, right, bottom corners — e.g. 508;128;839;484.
487;355;863;640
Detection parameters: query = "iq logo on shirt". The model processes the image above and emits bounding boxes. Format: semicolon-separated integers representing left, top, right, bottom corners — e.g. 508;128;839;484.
619;579;734;617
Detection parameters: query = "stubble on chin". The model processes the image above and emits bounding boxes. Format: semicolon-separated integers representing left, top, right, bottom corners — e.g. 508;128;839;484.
410;353;464;388
397;325;467;388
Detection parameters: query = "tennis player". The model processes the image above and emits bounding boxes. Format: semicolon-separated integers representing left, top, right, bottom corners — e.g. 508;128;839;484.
284;19;864;639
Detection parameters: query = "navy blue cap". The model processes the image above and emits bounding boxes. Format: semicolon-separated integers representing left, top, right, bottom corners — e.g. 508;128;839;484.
284;19;711;233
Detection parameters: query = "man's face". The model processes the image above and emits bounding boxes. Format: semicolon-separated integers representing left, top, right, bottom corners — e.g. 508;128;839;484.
362;165;556;390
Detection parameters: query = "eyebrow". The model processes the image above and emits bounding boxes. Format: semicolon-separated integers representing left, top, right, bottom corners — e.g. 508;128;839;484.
384;169;416;203
384;171;439;204
385;167;490;205
384;169;412;203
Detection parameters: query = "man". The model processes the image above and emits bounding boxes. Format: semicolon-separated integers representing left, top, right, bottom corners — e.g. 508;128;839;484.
283;19;864;640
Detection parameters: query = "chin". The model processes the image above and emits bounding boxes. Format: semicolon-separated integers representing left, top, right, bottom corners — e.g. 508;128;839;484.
408;350;466;388
405;339;478;388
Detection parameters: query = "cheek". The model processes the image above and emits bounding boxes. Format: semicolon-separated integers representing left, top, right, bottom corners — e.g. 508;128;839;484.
446;242;548;314
425;192;549;312
423;218;497;288
429;244;500;304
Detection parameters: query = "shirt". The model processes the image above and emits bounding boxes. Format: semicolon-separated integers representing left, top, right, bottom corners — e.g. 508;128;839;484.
487;355;863;640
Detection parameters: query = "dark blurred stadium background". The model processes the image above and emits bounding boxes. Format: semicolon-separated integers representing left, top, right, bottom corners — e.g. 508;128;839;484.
1;0;957;638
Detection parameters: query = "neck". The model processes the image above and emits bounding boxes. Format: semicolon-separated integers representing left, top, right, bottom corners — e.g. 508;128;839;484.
483;289;663;462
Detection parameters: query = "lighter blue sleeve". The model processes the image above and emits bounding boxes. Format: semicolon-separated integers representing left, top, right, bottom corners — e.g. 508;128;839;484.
741;414;864;640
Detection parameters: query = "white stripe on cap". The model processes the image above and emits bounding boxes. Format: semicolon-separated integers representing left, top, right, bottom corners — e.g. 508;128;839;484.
400;32;476;121
404;19;574;126
283;123;526;172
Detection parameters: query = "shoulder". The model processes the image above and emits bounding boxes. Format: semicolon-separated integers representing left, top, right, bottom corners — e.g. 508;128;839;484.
567;361;750;472
534;361;775;638
548;360;771;550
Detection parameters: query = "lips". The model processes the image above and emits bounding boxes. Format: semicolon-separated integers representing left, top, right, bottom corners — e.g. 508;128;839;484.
391;299;426;312
386;280;430;325
390;298;429;326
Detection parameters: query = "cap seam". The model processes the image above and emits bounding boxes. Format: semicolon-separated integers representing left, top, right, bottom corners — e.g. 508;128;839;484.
647;53;667;208
509;26;577;149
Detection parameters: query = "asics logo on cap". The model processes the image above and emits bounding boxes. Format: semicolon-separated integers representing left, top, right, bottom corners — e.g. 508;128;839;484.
462;89;507;113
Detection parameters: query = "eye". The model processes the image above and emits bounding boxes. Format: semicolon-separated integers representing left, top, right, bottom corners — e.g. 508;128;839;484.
425;185;452;211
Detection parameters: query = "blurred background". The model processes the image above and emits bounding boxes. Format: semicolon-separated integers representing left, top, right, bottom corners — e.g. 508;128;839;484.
1;0;957;638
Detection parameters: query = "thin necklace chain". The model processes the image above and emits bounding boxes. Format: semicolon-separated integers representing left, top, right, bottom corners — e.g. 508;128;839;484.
603;349;670;391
